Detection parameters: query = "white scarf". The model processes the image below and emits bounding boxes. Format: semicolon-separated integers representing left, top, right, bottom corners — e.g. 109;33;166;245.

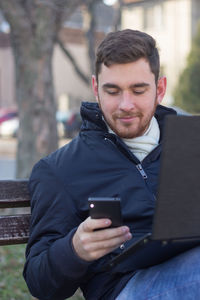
107;116;160;161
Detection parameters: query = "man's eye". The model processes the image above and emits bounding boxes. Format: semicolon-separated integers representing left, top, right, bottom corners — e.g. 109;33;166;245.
133;90;145;95
106;90;119;95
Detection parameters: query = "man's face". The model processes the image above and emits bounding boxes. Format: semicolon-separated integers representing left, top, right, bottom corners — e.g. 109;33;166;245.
92;58;166;139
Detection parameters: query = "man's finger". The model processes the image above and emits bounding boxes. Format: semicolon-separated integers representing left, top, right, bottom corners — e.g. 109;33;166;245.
90;225;131;242
88;231;132;251
82;217;112;232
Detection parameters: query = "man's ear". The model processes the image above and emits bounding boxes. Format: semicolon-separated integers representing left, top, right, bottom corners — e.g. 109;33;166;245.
92;75;99;103
156;76;167;104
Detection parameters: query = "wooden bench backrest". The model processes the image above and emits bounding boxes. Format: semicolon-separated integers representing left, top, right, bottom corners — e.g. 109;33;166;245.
0;180;30;246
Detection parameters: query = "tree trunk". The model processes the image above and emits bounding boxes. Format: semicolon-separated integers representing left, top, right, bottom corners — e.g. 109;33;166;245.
9;5;59;178
84;1;99;75
14;35;58;178
113;0;123;31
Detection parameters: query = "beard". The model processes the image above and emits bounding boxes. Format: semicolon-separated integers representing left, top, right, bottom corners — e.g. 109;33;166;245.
98;96;158;139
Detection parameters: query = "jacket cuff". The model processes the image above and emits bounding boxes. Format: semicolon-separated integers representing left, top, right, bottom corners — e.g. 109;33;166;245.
49;228;92;280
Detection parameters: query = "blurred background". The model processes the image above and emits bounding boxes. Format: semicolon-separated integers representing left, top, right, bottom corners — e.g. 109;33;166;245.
0;0;199;298
0;0;200;179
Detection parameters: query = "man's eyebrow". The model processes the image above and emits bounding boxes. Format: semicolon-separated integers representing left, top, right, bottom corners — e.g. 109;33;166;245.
102;82;150;90
130;83;150;88
102;83;120;89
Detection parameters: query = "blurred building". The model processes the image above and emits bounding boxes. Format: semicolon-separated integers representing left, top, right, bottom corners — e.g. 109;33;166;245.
122;0;200;104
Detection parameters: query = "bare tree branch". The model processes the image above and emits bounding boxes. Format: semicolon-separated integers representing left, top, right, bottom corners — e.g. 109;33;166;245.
56;37;90;86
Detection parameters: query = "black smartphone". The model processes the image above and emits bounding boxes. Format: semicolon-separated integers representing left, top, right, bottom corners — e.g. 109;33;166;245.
88;197;122;228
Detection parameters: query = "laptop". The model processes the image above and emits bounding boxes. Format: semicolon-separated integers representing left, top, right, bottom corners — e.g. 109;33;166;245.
104;115;200;271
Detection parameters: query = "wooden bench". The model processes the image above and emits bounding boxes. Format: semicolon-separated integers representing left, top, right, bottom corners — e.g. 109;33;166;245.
0;180;30;246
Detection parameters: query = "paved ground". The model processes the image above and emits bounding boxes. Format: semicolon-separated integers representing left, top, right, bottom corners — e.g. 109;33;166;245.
0;157;16;179
0;138;16;179
0;137;17;158
0;137;69;180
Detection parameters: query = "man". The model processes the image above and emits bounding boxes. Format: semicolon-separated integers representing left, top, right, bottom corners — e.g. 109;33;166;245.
23;29;200;300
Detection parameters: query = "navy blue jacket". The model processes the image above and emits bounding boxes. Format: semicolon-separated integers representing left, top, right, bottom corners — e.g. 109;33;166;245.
24;102;177;300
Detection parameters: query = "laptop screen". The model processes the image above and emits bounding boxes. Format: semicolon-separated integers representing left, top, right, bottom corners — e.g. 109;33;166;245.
153;115;200;241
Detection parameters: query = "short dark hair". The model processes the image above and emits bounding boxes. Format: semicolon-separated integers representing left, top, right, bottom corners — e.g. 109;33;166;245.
95;29;160;83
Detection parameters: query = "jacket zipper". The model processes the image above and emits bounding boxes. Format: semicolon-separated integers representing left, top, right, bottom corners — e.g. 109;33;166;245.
136;164;148;179
104;135;148;180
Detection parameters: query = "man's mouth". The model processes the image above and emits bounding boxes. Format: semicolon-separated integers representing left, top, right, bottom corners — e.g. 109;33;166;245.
116;114;141;123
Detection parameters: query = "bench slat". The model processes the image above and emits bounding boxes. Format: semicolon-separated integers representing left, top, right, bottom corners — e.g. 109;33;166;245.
0;214;30;245
0;180;30;208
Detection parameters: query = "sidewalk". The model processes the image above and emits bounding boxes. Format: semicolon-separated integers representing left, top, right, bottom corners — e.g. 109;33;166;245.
0;138;16;179
0;157;16;179
0;137;17;158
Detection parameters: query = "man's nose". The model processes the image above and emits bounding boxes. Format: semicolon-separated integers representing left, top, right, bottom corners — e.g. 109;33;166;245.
119;91;135;111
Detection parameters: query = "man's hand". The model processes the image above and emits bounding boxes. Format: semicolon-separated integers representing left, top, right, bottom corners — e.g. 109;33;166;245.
72;217;132;261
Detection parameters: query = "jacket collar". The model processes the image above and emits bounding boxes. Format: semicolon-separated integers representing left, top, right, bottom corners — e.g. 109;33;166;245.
80;101;106;132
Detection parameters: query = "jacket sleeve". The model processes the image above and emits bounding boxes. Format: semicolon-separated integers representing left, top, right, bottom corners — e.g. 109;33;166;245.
23;159;91;300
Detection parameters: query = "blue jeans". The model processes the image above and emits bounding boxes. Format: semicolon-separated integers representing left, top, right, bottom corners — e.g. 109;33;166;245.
116;246;200;299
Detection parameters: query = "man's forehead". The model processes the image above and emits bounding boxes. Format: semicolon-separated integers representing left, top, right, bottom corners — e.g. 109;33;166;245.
97;59;155;86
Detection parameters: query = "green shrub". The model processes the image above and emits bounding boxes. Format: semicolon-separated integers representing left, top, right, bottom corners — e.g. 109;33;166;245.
0;244;83;300
174;23;200;113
